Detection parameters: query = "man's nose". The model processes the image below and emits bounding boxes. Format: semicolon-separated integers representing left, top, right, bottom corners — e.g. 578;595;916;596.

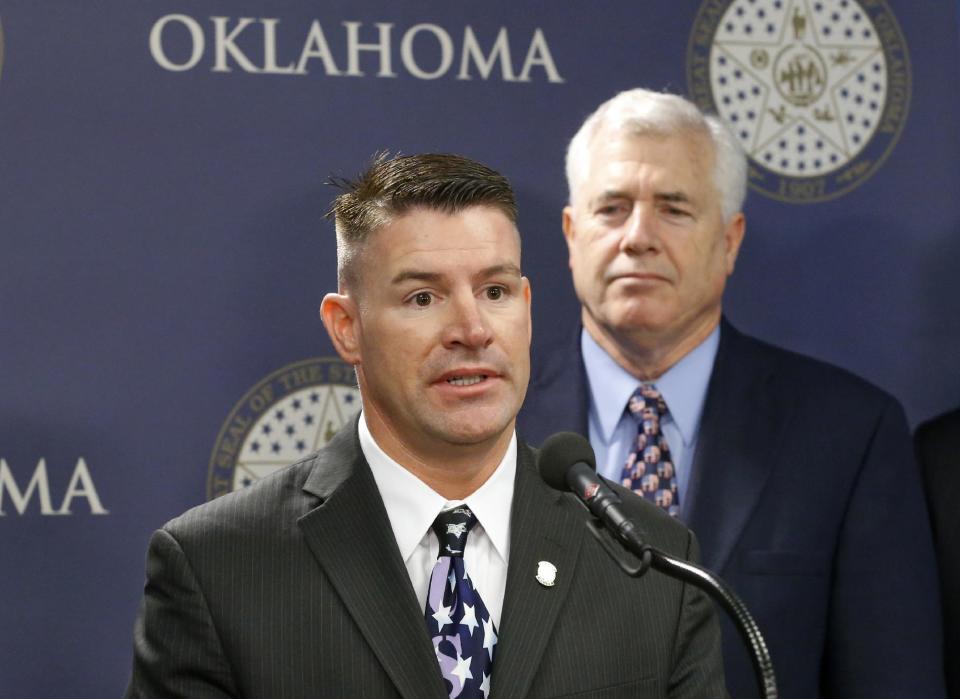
620;204;658;253
442;293;493;349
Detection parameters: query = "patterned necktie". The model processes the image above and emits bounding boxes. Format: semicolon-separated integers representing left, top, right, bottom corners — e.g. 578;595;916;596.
424;506;497;699
620;384;680;517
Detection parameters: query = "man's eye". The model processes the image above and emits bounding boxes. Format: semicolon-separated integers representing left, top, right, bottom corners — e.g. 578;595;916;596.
486;286;504;300
414;292;432;307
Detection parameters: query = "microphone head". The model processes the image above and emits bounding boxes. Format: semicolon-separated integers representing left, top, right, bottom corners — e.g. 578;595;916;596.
538;431;596;491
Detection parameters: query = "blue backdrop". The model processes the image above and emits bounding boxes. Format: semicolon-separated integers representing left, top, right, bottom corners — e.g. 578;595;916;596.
1;2;958;696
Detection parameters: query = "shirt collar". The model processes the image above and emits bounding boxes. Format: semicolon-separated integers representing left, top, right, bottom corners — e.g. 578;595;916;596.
582;330;641;443
655;327;719;447
359;412;516;564
581;325;720;447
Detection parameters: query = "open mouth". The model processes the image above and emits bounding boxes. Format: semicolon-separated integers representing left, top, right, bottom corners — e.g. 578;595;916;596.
446;375;487;387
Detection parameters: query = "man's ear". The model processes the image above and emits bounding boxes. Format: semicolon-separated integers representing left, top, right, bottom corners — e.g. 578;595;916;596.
561;206;576;270
562;206;576;245
724;212;746;276
522;276;533;342
320;292;361;364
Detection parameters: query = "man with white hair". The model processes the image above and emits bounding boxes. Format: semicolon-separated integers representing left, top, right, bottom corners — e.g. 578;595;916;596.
518;88;946;698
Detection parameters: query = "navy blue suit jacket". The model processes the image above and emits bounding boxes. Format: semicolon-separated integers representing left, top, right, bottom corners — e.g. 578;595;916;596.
518;319;946;699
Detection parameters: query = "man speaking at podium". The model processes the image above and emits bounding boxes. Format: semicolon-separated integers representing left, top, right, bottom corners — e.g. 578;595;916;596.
126;153;727;698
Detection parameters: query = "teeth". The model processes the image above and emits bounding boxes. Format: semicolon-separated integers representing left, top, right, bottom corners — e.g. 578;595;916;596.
448;375;486;386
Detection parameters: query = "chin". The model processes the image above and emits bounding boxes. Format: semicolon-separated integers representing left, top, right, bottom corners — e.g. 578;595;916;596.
607;306;673;333
435;415;513;446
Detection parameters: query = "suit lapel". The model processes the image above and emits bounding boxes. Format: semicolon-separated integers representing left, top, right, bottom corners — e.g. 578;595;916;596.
684;321;793;574
491;443;584;699
297;423;447;699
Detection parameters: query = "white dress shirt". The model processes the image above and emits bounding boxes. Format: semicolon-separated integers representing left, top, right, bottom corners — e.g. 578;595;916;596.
359;413;515;626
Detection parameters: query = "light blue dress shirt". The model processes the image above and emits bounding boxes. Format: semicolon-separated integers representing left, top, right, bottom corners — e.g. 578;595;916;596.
581;326;720;512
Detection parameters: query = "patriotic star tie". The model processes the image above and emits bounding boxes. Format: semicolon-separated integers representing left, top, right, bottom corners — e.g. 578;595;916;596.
621;385;681;517
424;506;496;699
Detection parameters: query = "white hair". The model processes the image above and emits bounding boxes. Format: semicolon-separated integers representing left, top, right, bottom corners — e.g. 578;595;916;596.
565;88;747;221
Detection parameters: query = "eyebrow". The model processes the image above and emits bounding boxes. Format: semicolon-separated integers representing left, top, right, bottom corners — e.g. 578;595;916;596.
390;263;522;286
592;189;631;205
590;190;694;207
390;270;442;285
654;191;692;205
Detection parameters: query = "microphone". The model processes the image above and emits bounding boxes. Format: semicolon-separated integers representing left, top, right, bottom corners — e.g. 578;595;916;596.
538;431;649;554
538;431;779;699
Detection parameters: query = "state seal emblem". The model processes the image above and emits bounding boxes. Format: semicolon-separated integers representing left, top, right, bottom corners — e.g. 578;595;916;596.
207;357;361;499
688;0;910;203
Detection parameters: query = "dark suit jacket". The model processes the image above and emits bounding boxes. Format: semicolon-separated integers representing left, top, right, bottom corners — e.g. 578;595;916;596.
916;408;960;699
519;320;946;699
127;419;727;698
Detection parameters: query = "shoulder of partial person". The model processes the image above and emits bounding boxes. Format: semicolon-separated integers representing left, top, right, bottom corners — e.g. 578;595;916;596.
915;406;960;453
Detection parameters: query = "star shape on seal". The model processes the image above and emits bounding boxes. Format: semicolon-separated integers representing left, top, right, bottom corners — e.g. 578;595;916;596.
711;0;886;174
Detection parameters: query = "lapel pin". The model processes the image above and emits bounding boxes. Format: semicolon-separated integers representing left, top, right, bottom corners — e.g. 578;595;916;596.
536;560;557;587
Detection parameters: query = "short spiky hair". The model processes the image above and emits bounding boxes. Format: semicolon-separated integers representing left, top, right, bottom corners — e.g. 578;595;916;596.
329;153;518;288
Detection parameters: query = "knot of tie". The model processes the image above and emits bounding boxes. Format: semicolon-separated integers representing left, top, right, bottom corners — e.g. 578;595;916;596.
627;384;669;425
431;506;477;559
